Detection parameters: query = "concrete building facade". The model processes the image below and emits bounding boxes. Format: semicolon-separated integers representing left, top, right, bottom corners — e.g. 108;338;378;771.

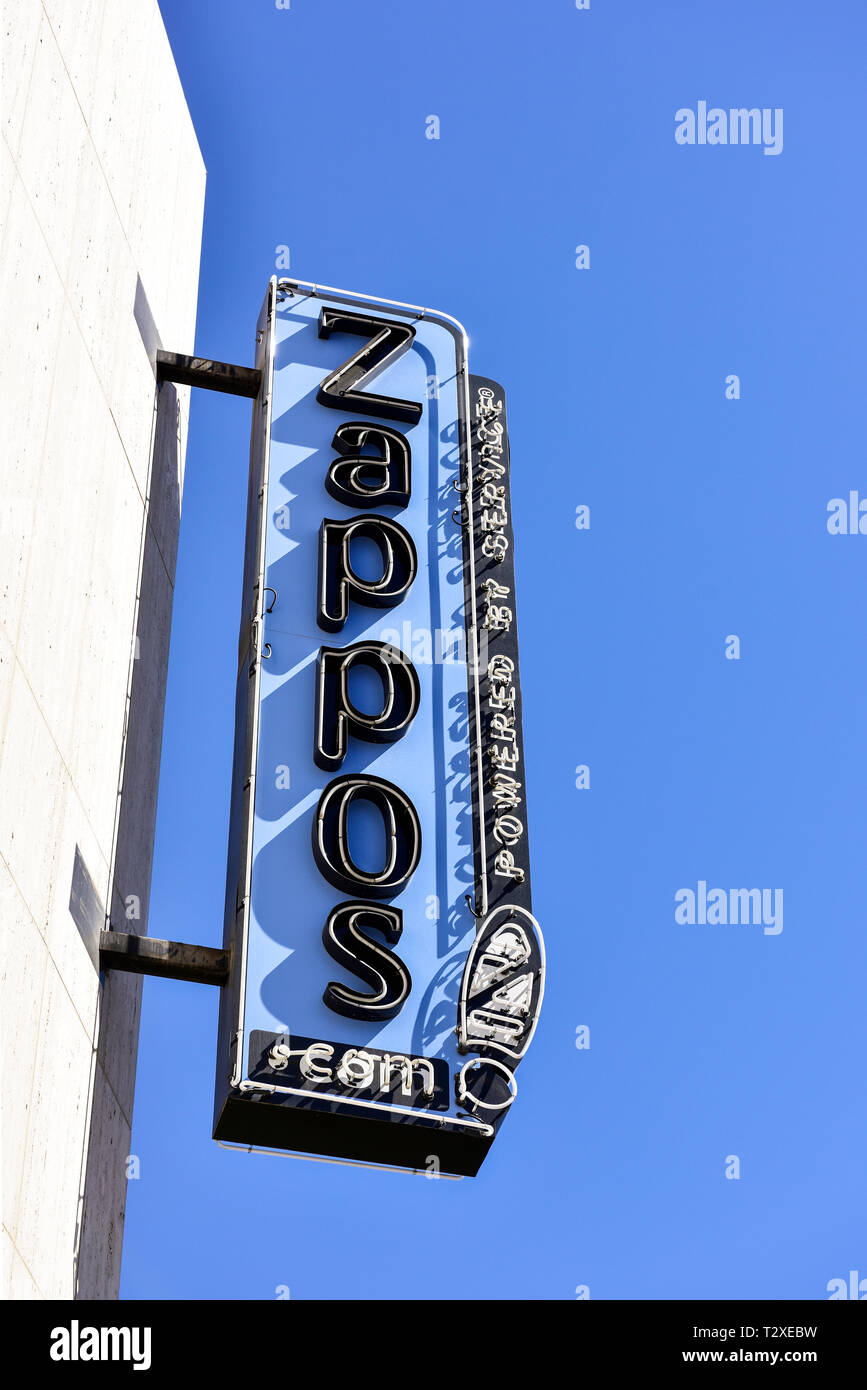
0;0;205;1297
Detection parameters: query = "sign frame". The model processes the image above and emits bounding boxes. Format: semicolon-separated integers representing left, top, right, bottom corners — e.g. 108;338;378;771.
213;279;543;1176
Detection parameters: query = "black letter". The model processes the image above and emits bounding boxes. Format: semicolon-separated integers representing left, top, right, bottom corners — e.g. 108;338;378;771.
322;903;411;1021
312;774;422;899
326;422;411;510
315;642;420;771
317;515;416;632
317;308;422;425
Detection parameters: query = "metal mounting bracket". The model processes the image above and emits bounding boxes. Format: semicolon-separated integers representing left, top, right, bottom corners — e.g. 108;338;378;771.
156;350;261;398
99;931;229;987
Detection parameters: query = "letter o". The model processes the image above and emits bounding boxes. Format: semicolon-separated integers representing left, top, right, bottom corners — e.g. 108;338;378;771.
312;774;422;899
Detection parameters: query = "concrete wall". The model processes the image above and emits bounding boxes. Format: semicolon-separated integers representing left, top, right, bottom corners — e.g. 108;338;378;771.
0;0;205;1298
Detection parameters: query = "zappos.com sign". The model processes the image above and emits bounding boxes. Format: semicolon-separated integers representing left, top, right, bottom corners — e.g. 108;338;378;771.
213;278;543;1176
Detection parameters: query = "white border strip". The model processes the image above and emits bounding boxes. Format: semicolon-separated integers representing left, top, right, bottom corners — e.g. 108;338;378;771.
229;276;278;1087
217;1141;464;1178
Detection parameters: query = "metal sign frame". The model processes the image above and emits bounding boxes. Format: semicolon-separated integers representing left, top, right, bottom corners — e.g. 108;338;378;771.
212;279;543;1176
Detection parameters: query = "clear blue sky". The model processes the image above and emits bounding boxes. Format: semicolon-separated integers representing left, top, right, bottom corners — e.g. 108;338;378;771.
122;0;867;1299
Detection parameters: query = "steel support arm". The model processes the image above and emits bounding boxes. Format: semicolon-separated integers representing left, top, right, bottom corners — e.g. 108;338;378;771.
156;350;262;398
99;932;229;987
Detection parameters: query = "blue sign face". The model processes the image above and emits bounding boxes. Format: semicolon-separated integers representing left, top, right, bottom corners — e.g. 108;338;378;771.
214;279;543;1176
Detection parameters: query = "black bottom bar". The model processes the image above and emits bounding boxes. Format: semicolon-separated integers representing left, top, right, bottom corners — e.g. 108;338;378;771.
5;1299;863;1372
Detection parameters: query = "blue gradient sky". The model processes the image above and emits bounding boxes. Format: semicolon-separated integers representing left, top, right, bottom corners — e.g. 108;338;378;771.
121;0;867;1299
